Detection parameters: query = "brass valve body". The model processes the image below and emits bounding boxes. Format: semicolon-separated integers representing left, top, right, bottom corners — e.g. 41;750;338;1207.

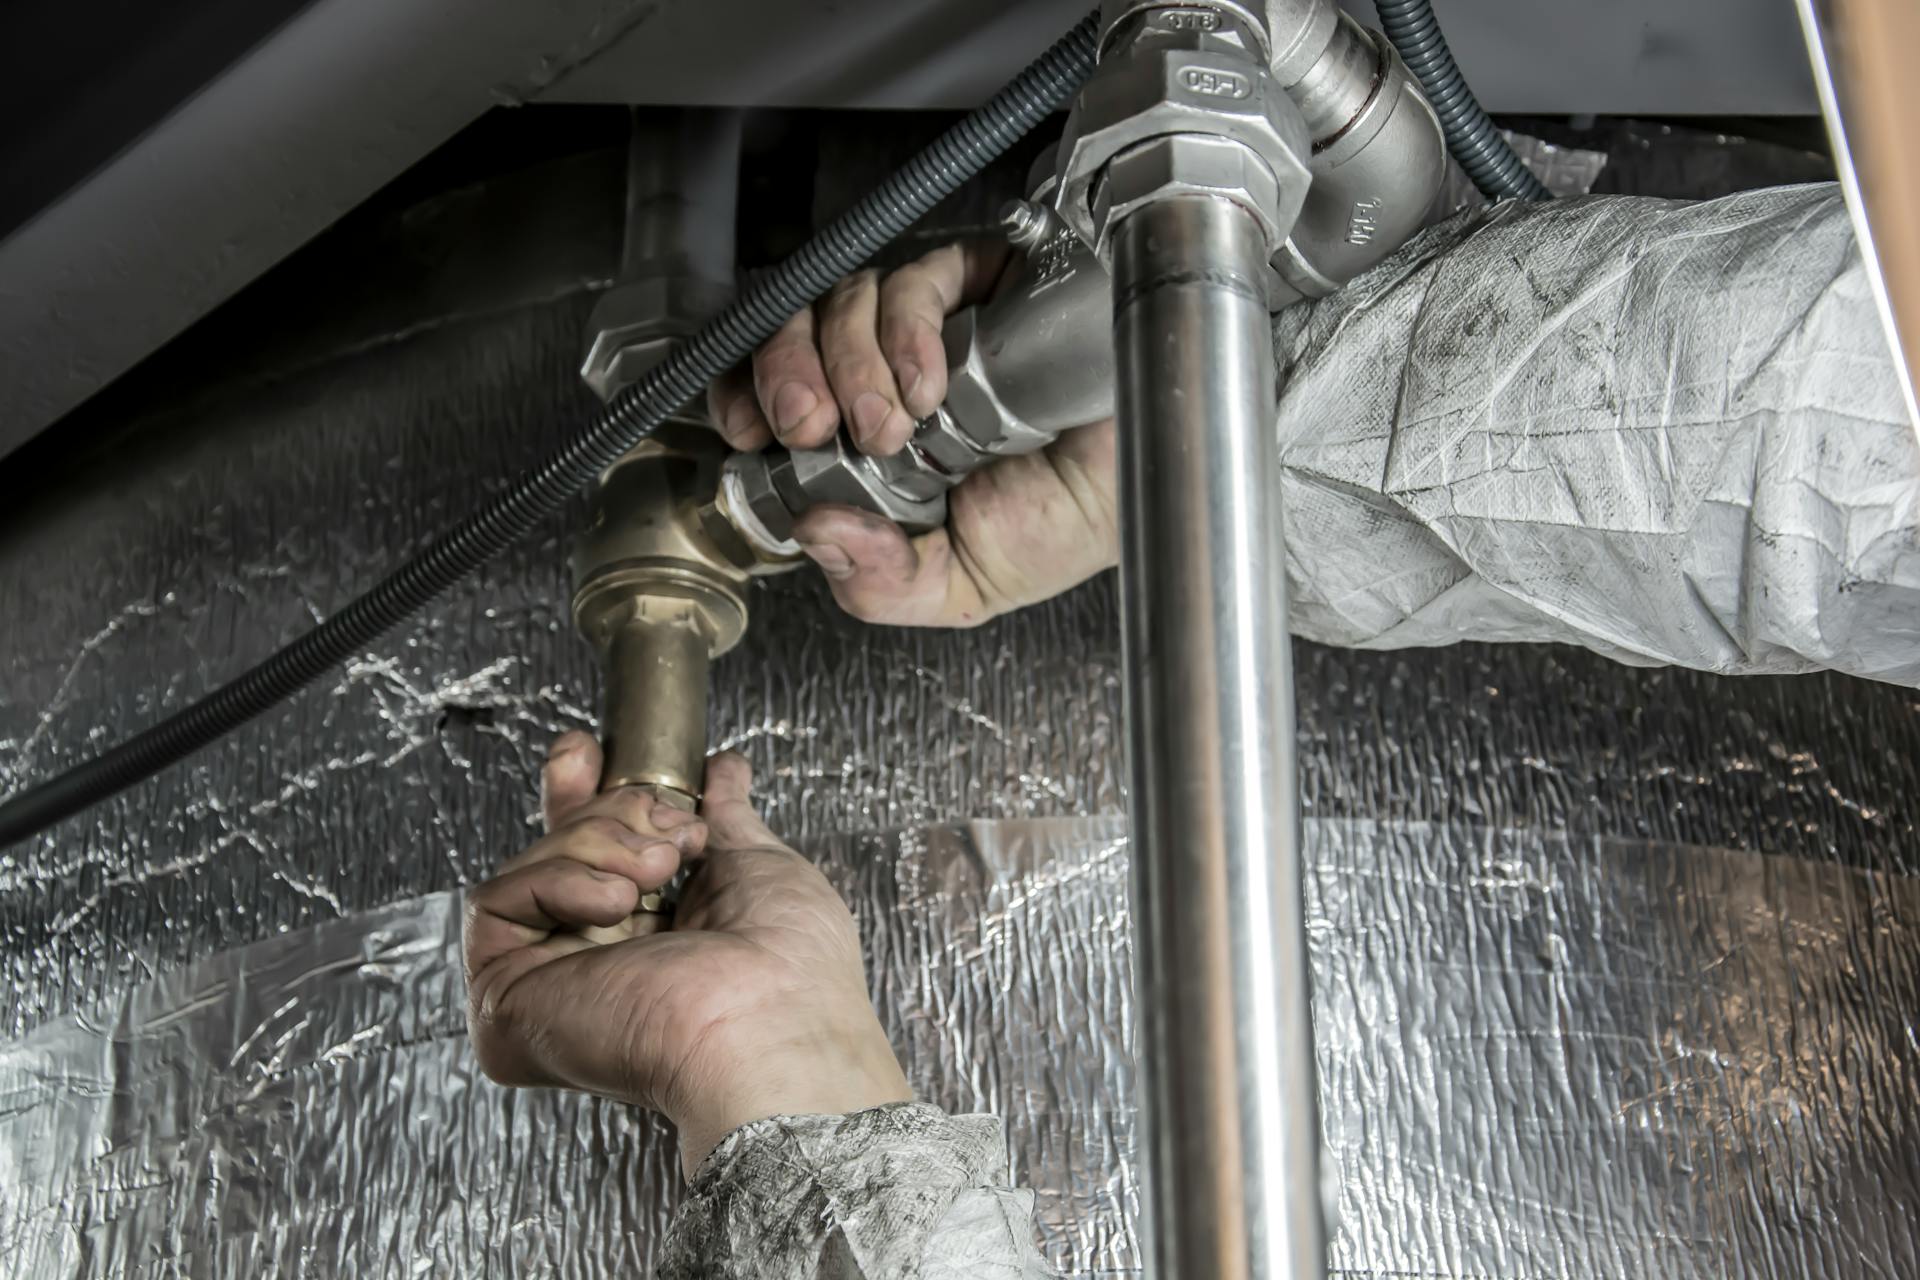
570;426;792;809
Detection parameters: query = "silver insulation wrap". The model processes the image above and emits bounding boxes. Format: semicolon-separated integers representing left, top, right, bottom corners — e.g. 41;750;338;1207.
1;128;1915;1275
1277;183;1920;683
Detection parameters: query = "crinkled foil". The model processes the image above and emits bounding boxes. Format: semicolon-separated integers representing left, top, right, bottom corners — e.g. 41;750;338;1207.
1436;130;1610;212
1;126;1917;1275
3;820;1915;1276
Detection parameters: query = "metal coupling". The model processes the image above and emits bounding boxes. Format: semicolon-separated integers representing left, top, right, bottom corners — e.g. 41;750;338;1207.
572;428;793;809
1064;0;1444;298
706;1;1442;551
720;196;1116;552
1057;4;1314;261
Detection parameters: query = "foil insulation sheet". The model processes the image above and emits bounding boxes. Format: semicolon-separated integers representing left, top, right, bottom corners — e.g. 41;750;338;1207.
2;819;1915;1276
1;124;1916;1275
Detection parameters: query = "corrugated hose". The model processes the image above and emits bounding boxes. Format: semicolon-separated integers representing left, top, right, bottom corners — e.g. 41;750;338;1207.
1374;0;1552;201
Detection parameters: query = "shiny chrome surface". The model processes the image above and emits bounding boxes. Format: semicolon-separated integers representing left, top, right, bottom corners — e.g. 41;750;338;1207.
1794;0;1920;434
1112;193;1324;1280
1272;14;1447;303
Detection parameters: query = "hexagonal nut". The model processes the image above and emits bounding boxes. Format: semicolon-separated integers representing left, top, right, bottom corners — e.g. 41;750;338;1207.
581;274;732;402
1056;44;1311;258
766;434;948;535
1094;133;1296;258
721;450;799;546
939;309;1063;457
1099;0;1271;61
910;406;991;476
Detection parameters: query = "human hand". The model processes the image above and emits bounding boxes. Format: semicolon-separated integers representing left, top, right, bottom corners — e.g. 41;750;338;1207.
464;732;910;1176
707;240;1120;628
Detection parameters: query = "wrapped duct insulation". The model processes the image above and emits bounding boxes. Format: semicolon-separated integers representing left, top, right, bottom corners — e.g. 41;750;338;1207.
1278;183;1919;684
0;128;1914;1276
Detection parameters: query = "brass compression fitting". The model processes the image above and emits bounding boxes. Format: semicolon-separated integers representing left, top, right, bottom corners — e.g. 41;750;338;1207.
570;426;795;813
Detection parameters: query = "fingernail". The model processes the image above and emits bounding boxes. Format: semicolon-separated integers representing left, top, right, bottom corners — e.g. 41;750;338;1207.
800;541;855;579
899;362;925;408
851;392;891;446
671;825;704;854
773;383;818;433
652;806;696;829
548;735;586;760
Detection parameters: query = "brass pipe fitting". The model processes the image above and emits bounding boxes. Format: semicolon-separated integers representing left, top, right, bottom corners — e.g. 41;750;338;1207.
570;425;794;811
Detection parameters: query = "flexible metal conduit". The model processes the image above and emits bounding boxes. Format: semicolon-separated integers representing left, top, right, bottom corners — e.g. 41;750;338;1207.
0;12;1101;848
1373;0;1551;201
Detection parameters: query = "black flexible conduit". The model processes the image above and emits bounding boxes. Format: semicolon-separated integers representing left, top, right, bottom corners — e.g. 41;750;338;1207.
1374;0;1551;202
0;13;1101;849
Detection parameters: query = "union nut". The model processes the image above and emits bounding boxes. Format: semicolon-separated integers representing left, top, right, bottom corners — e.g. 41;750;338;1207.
580;274;732;403
1092;133;1296;261
1056;41;1313;260
722;435;949;550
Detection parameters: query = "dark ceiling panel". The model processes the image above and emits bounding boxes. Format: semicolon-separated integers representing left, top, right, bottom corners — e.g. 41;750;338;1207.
0;0;318;238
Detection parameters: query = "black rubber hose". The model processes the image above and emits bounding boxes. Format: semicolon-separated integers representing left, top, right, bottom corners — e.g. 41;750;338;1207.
1374;0;1551;202
0;13;1101;850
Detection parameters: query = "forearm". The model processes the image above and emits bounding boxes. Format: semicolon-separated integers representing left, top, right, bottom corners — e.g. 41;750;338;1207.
660;1103;1054;1279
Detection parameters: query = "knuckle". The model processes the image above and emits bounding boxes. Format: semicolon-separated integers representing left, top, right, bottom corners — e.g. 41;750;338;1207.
752;343;806;380
565;815;632;850
471;1033;533;1087
834;581;889;621
754;332;817;373
826;269;878;302
460;891;490;936
822;353;882;388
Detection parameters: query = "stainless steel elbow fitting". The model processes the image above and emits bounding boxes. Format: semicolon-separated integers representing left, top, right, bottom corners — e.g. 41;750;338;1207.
1270;7;1447;303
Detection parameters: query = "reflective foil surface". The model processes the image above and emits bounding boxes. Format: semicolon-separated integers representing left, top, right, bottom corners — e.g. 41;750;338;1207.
2;821;1914;1275
1;123;1915;1275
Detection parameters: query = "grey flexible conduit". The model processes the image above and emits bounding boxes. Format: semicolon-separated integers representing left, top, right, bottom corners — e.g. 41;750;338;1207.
1374;0;1551;202
0;12;1101;849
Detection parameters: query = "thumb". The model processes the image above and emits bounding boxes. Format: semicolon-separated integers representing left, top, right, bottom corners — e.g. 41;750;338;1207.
792;505;991;628
541;731;603;832
700;752;783;850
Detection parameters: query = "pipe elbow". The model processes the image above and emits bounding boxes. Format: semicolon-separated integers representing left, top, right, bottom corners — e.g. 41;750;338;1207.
1273;20;1448;302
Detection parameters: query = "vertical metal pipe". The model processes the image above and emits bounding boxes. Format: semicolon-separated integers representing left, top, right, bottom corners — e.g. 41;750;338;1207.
619;107;744;287
1111;194;1325;1280
599;606;714;810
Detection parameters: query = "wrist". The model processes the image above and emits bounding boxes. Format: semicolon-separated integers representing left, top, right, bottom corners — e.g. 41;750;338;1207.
671;1011;911;1177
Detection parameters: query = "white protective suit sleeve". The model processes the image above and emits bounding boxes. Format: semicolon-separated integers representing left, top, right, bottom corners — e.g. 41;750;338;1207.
1274;182;1919;685
659;1103;1054;1279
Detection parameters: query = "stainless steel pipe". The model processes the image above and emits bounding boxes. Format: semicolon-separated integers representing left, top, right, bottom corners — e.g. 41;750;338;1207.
1112;194;1325;1280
